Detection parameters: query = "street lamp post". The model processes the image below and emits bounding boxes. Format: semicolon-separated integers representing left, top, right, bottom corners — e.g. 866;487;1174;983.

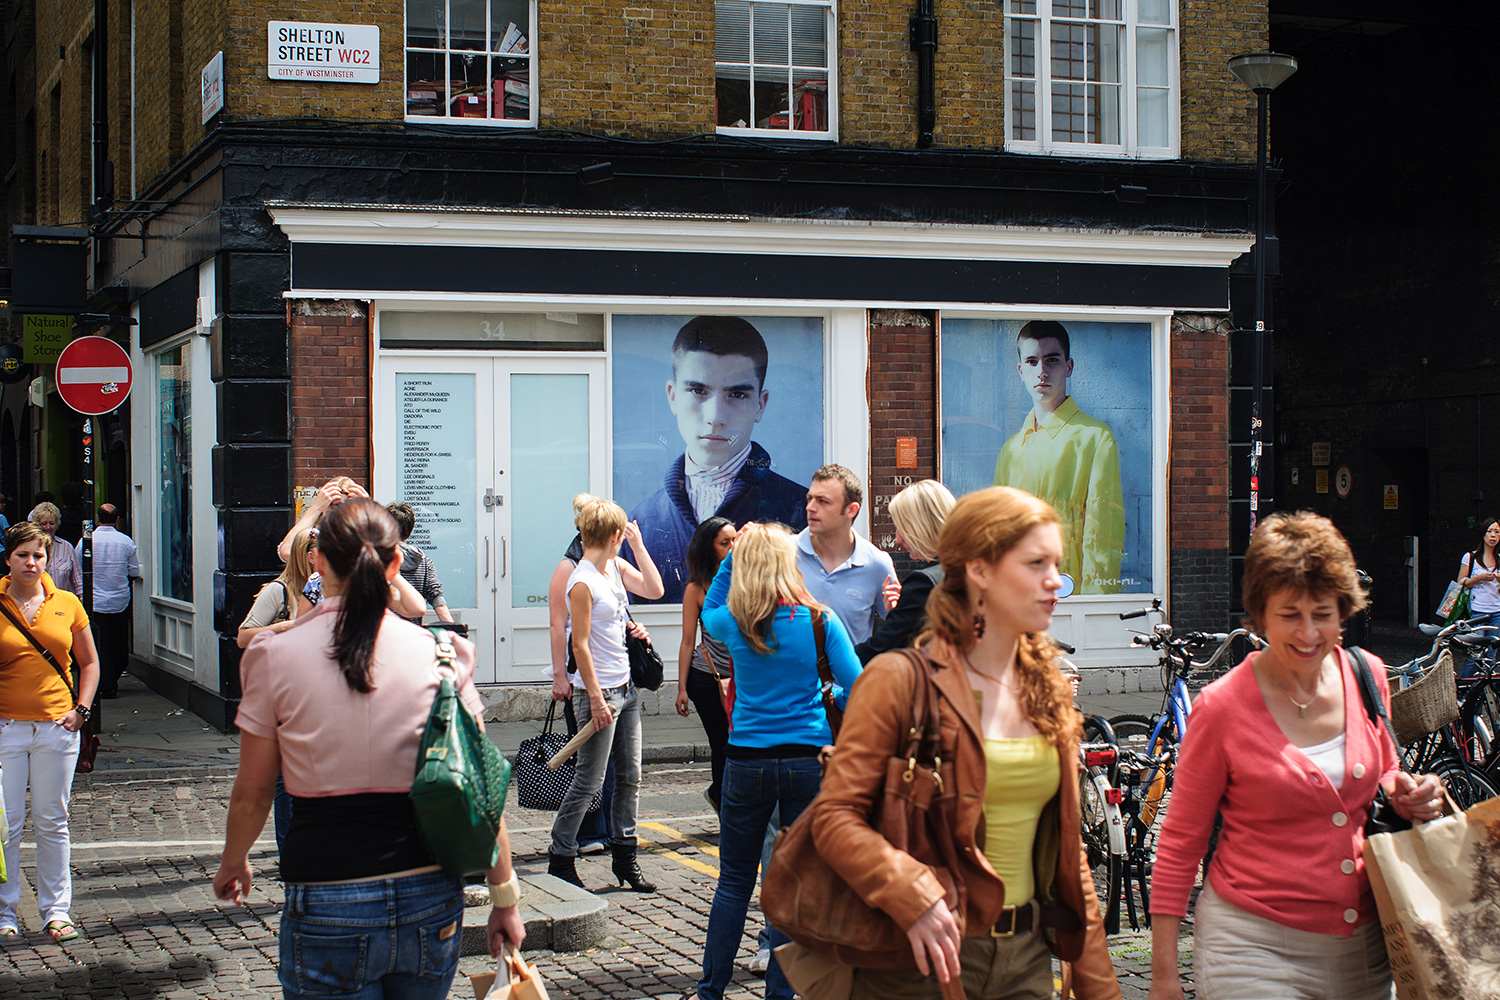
1228;52;1297;541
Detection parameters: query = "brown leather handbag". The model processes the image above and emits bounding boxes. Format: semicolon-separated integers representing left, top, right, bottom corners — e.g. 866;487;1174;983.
761;648;965;973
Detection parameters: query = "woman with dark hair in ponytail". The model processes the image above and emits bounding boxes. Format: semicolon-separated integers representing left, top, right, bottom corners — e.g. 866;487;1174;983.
804;486;1119;1000
214;498;525;999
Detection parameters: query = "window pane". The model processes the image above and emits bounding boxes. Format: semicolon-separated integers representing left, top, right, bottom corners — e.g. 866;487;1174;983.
1009;17;1036;79
157;345;191;603
1088;82;1119;143
1054;0;1087;17
1091;22;1120;83
381;312;605;348
753;3;791;65
449;0;486;50
407;52;447;116
1136;26;1169;87
397;373;477;609
1051;82;1086;143
716;1;750;63
1137;86;1168;147
717;74;752;126
1011;80;1036;140
1139;0;1171;25
494;56;530;119
407;0;445;49
1091;0;1121;20
790;5;827;68
492;0;529;51
753;63;791;127
448;53;488;117
1051;22;1085;82
511;374;589;609
792;72;827;130
1008;0;1037;12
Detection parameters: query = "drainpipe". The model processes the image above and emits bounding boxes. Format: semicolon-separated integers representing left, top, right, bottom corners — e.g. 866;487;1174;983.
910;0;937;148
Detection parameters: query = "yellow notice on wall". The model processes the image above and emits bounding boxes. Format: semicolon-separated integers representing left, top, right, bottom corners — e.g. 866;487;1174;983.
22;314;72;363
1384;485;1399;510
1315;469;1330;494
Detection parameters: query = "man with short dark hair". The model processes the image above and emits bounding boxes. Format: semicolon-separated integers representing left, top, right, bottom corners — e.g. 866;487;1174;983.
628;316;808;602
386;501;454;624
87;504;139;698
993;320;1124;594
794;464;895;645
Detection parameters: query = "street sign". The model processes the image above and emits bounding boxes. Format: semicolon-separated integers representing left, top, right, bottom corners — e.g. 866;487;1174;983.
1335;464;1353;500
55;336;133;415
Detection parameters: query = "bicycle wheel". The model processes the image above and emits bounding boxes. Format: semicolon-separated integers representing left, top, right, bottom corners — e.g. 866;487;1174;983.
1109;714;1177;924
1079;766;1122;936
1432;755;1500;811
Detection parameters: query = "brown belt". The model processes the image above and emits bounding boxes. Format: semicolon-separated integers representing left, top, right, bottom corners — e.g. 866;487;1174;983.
989;900;1037;938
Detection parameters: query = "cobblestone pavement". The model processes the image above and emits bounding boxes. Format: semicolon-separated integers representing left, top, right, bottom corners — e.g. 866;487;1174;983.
0;758;1195;999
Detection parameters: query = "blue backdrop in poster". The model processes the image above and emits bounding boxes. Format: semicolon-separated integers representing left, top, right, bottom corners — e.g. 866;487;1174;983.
940;318;1154;593
612;314;824;601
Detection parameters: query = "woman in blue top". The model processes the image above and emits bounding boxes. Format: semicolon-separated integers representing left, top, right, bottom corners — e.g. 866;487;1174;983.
696;521;862;1000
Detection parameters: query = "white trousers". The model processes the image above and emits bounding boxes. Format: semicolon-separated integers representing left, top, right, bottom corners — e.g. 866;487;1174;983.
0;718;80;928
1194;882;1396;1000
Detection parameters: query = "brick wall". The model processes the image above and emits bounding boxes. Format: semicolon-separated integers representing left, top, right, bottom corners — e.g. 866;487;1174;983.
289;301;372;488
1168;312;1232;628
1179;0;1264;164
542;2;715;135
866;310;937;575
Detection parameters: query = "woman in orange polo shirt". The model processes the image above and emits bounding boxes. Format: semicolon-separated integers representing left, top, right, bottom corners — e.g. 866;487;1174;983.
0;521;100;944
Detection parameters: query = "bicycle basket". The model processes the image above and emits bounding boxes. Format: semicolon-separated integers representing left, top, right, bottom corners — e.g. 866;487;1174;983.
1389;649;1459;747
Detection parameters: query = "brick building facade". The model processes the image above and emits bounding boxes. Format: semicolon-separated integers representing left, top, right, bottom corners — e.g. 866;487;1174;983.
4;0;1273;726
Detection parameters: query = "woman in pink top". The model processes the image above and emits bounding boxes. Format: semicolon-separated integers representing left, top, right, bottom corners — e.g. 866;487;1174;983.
213;499;525;999
1147;512;1446;1000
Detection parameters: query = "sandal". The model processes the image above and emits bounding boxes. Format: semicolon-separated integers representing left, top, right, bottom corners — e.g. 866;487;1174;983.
0;926;19;941
44;920;78;943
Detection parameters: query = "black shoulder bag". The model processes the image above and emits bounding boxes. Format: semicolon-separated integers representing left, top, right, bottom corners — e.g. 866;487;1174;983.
0;600;100;773
1347;645;1413;836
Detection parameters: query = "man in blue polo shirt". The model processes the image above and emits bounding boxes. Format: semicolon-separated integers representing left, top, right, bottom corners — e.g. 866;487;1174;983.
795;464;896;645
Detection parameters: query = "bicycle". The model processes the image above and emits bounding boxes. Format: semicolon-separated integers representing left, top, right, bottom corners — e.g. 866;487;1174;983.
1103;601;1259;928
1384;621;1500;810
1077;720;1127;936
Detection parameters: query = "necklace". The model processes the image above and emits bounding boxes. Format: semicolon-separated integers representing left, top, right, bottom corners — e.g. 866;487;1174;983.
1274;663;1325;718
962;657;1014;688
13;590;43;618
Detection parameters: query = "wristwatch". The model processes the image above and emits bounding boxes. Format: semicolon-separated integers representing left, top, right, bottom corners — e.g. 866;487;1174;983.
488;873;522;909
74;703;91;722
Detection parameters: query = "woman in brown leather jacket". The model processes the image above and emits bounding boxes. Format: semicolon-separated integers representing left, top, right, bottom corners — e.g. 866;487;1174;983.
809;486;1120;1000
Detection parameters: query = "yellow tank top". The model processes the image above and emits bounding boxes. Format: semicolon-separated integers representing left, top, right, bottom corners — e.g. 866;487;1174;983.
981;735;1060;905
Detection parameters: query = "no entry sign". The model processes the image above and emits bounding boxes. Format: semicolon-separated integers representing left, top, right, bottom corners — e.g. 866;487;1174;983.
55;337;133;415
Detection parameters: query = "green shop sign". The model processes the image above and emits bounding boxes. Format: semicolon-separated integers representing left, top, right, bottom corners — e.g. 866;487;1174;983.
22;314;72;363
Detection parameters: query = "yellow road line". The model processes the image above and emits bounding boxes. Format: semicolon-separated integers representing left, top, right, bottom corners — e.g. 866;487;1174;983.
640;821;720;858
638;820;720;878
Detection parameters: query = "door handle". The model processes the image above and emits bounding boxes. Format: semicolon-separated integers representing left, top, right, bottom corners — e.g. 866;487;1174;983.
484;537;491;579
501;537;508;578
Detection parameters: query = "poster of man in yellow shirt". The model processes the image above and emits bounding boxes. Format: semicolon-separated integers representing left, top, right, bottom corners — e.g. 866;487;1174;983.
991;321;1125;594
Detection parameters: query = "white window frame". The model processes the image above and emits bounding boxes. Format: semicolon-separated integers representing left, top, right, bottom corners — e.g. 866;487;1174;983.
715;0;837;140
1004;0;1179;160
404;0;538;128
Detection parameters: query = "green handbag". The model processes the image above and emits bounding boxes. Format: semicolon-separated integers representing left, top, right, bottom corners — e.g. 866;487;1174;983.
410;628;512;876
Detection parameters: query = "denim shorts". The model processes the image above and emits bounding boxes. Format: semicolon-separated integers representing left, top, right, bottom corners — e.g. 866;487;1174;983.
279;869;464;999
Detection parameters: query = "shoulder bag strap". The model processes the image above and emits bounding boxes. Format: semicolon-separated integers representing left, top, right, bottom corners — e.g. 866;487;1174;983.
810;608;834;688
0;599;75;702
1346;645;1400;751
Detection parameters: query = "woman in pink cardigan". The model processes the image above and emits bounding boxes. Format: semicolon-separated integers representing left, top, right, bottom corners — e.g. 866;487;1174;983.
1147;512;1446;1000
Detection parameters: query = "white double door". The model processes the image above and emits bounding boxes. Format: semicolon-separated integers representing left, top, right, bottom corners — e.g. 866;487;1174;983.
375;354;606;684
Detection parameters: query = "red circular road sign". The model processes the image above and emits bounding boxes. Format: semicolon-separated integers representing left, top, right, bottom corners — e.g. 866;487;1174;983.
55;336;134;415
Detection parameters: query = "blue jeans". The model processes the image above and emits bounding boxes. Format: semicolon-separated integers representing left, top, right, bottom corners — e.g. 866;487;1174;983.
279;870;464;999
699;756;822;1000
550;682;642;855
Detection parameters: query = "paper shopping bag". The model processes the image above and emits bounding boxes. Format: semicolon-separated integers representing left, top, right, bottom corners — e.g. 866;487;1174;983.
1363;794;1500;1000
1435;580;1466;620
471;944;551;1000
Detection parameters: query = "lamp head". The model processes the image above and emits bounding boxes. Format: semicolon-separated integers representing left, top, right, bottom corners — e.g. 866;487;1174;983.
1228;52;1298;94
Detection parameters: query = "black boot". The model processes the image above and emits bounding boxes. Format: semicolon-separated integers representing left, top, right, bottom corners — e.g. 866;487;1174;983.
547;851;584;888
610;844;656;892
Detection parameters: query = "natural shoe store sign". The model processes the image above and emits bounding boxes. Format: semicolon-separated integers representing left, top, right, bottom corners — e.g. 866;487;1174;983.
267;21;379;83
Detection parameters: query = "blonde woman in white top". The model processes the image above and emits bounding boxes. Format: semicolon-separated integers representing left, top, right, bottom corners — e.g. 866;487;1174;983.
547;495;663;892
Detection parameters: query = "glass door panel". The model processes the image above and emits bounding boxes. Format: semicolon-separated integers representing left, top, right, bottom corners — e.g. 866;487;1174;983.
396;371;480;608
510;373;591;608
